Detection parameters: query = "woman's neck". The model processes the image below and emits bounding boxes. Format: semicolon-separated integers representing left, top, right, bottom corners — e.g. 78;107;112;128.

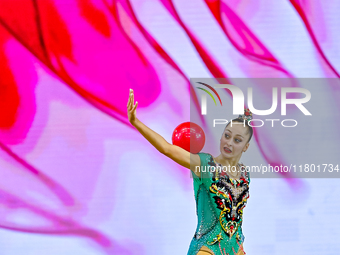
214;154;242;179
214;154;240;167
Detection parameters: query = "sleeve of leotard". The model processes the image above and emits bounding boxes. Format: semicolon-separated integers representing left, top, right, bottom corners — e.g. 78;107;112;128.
191;152;211;186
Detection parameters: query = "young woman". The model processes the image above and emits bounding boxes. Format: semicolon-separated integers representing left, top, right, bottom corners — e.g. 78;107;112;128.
127;89;252;255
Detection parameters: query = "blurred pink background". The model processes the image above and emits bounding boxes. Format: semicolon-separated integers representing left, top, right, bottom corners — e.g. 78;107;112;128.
0;0;339;254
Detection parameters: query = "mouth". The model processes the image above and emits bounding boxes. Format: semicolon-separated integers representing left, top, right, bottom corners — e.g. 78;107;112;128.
224;147;232;153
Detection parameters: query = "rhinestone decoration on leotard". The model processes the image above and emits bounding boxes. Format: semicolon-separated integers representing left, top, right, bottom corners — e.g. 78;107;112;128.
194;184;218;239
187;153;250;255
207;156;250;240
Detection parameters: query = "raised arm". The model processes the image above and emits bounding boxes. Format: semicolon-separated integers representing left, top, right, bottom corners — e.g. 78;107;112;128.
127;89;201;176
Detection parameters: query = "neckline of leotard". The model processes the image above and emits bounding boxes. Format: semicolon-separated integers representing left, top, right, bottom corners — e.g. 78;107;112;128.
210;154;244;180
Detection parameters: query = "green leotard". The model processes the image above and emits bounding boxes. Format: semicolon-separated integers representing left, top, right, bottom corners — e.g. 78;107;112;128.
187;152;250;255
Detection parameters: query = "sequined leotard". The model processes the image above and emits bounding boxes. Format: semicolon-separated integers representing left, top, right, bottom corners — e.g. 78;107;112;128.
187;153;250;255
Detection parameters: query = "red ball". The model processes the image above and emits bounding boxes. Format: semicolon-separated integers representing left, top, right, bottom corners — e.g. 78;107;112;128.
172;122;205;153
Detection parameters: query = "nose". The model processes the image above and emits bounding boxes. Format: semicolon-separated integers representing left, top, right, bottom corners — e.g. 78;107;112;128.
226;140;232;148
226;138;233;146
222;135;233;148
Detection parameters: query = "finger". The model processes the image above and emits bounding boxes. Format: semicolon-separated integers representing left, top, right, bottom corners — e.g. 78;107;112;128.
128;88;133;101
129;100;137;113
127;93;132;108
132;101;138;112
132;91;134;106
127;91;133;109
127;95;131;108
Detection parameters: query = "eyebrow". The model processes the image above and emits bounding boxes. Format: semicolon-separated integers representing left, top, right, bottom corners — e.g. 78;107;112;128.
226;129;244;138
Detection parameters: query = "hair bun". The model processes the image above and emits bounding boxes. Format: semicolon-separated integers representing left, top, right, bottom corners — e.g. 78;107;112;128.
237;108;253;121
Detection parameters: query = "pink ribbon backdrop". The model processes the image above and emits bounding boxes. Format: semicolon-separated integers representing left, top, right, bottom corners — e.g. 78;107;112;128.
0;0;339;254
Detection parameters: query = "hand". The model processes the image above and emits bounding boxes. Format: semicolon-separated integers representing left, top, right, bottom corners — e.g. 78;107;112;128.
127;88;138;125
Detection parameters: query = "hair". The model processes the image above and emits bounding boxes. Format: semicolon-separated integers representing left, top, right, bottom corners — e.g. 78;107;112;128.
224;118;253;143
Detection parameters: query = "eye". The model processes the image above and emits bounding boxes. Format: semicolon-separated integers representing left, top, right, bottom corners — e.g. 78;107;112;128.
225;134;229;138
235;139;241;143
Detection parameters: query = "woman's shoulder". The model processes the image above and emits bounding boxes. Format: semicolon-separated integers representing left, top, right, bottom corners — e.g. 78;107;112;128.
196;152;213;160
239;162;250;182
193;153;216;172
197;152;213;157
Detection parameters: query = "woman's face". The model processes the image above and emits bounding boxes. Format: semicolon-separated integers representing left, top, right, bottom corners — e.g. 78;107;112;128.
220;122;250;159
